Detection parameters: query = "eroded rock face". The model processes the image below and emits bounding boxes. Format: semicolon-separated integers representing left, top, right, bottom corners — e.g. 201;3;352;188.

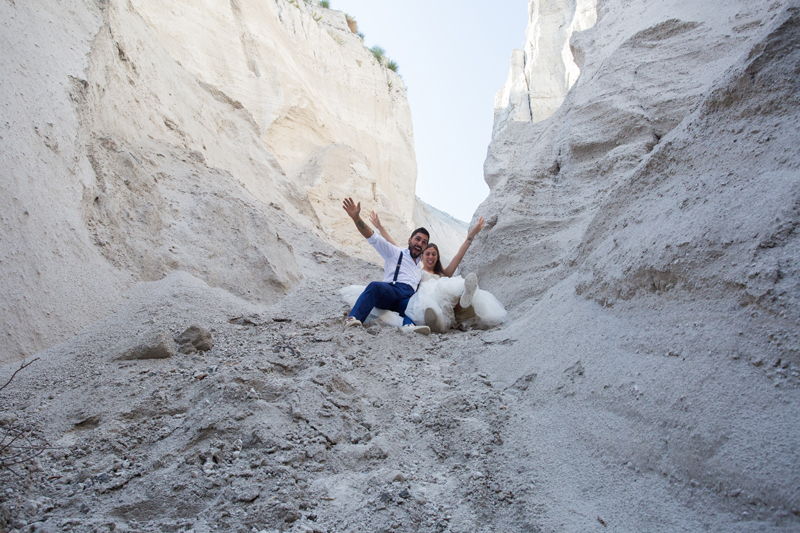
474;0;799;318
0;0;462;362
464;0;800;526
128;0;422;252
494;0;597;128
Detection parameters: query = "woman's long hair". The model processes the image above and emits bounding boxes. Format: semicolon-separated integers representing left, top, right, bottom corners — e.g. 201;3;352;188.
425;243;445;276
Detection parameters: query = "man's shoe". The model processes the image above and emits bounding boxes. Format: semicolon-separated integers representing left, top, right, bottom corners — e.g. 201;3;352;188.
460;272;478;308
402;324;430;335
424;307;446;333
344;317;362;328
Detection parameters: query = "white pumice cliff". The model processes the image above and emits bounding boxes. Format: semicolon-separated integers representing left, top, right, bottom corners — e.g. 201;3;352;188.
1;0;799;532
464;0;800;529
494;0;597;127
0;0;463;364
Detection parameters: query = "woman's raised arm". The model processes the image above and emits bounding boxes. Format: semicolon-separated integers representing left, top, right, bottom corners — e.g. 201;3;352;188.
441;216;484;277
369;211;398;246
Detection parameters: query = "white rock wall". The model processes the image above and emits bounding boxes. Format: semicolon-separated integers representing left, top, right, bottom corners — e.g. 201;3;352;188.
494;0;597;130
130;0;422;253
0;0;461;362
0;2;126;362
466;0;800;525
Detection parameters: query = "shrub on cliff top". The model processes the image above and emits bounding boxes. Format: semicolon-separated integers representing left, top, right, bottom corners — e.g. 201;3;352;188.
370;46;385;63
319;0;330;8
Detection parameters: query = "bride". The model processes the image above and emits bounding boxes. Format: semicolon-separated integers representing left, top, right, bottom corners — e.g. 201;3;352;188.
340;212;506;332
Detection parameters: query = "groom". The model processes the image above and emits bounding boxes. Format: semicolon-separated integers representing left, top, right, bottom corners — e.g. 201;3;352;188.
342;197;430;334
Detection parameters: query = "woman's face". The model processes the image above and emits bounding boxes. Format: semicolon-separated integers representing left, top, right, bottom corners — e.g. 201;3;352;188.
422;247;438;271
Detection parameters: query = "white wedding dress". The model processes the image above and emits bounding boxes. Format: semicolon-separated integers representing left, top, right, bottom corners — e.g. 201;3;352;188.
340;271;507;330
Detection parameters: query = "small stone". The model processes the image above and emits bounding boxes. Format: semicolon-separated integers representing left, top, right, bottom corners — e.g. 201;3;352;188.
363;444;388;460
276;504;300;523
228;315;264;326
72;414;101;430
176;325;213;354
234;487;260;503
115;331;177;360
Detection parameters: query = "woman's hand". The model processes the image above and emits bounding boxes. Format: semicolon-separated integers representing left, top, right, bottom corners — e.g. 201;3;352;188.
369;210;384;230
369;210;398;245
441;216;486;277
467;216;485;240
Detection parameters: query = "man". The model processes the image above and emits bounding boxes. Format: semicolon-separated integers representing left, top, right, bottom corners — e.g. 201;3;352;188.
342;197;431;334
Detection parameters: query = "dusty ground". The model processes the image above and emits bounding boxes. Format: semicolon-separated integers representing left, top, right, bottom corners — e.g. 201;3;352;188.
0;268;518;533
1;261;797;532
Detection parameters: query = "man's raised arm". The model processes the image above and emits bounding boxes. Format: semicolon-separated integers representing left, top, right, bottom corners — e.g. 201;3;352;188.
342;197;374;239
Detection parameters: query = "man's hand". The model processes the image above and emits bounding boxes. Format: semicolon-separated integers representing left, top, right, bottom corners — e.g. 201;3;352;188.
467;216;485;240
343;197;373;239
342;197;361;220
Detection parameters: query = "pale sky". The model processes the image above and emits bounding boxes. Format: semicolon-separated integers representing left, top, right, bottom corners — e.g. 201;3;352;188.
331;1;528;222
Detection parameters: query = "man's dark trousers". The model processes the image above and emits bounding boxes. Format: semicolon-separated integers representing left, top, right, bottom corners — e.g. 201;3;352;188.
349;282;415;324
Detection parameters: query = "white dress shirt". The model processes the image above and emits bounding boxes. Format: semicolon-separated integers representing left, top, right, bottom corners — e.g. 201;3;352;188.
366;233;422;288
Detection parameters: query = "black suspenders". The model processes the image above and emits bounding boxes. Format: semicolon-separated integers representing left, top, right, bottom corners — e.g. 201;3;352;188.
391;251;403;284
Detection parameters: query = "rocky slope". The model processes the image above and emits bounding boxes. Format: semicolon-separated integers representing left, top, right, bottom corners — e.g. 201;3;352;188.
0;269;527;533
0;0;462;364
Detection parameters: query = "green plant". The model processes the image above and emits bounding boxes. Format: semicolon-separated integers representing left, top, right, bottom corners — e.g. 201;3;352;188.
386;60;399;72
319;0;330;8
370;45;385;63
357;31;365;40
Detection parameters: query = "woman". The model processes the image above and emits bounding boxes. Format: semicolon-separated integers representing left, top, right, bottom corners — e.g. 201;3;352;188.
408;239;507;333
341;212;506;332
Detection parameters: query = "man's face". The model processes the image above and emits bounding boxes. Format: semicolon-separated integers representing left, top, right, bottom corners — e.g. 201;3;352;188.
408;232;429;258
